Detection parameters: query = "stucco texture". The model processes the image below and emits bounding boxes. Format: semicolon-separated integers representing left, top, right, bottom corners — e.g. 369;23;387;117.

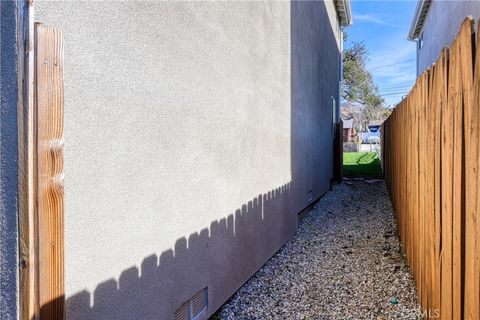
35;1;341;319
417;0;480;74
1;1;20;319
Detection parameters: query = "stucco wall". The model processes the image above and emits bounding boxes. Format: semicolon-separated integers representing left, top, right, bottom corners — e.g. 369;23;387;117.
291;1;341;215
0;1;20;319
35;1;341;319
417;0;480;74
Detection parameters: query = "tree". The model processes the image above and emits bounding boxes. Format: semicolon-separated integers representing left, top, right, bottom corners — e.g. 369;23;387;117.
342;43;382;105
342;42;389;129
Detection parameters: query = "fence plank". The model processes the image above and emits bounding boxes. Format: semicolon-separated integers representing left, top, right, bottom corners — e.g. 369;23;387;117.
35;23;65;320
382;17;478;320
464;21;480;320
434;49;448;317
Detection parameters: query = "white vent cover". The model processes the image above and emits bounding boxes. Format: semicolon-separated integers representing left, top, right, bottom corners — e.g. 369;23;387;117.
174;288;208;320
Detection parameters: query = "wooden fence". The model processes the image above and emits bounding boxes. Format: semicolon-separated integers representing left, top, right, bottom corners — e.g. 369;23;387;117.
382;17;480;319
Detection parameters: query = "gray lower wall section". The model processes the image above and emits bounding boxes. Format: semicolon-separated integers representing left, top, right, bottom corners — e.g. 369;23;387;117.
291;1;340;212
417;0;480;74
35;1;341;319
0;1;20;319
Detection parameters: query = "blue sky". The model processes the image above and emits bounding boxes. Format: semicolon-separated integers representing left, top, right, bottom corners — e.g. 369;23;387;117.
346;0;418;107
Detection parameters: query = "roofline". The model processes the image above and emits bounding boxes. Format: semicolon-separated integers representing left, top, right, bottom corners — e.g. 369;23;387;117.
336;0;353;27
408;0;432;41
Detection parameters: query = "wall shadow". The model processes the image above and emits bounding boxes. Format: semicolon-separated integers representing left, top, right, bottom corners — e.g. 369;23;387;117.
41;183;295;320
39;1;342;320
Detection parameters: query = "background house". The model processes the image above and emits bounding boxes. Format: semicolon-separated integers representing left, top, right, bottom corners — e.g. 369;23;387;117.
343;118;357;142
1;1;351;319
409;0;480;75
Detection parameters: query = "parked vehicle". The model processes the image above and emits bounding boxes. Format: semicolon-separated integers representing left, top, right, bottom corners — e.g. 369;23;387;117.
363;124;381;144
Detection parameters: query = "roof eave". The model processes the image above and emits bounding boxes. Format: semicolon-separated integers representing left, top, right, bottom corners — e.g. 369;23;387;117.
408;0;431;41
336;0;353;27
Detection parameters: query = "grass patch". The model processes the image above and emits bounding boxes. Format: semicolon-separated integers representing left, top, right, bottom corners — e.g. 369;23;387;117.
343;152;382;179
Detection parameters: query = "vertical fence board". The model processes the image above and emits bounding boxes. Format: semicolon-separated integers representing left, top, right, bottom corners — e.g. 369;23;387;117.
440;30;455;320
427;64;436;315
35;23;65;320
464;21;480;320
452;21;464;320
382;17;478;320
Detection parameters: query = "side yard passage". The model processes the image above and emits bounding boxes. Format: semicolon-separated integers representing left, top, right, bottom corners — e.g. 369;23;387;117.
216;181;420;319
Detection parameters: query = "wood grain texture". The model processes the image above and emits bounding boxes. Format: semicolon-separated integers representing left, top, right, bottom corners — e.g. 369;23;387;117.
451;20;463;320
441;32;454;320
35;23;65;320
464;20;480;320
382;17;477;320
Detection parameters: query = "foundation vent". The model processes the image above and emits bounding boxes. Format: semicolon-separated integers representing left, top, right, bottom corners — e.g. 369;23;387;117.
174;288;208;320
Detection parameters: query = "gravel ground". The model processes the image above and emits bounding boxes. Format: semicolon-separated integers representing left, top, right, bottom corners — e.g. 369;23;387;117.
215;180;421;320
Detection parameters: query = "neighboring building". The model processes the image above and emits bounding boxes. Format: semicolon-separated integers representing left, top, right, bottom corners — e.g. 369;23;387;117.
409;0;480;75
2;1;351;319
343;118;357;142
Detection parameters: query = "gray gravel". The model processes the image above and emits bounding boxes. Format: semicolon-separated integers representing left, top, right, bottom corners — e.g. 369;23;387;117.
215;180;421;320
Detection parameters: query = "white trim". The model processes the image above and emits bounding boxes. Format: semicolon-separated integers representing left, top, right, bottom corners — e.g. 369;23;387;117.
336;0;353;27
408;0;431;41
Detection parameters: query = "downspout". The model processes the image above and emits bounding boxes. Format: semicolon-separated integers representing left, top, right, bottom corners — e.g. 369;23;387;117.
338;29;343;124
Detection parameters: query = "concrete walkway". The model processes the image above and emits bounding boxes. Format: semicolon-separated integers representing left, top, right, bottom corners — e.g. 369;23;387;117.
215;180;420;320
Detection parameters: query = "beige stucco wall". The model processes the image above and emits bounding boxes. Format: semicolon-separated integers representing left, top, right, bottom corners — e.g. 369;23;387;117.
35;1;342;319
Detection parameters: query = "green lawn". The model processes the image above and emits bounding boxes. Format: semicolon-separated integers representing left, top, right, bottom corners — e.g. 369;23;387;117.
343;152;383;179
